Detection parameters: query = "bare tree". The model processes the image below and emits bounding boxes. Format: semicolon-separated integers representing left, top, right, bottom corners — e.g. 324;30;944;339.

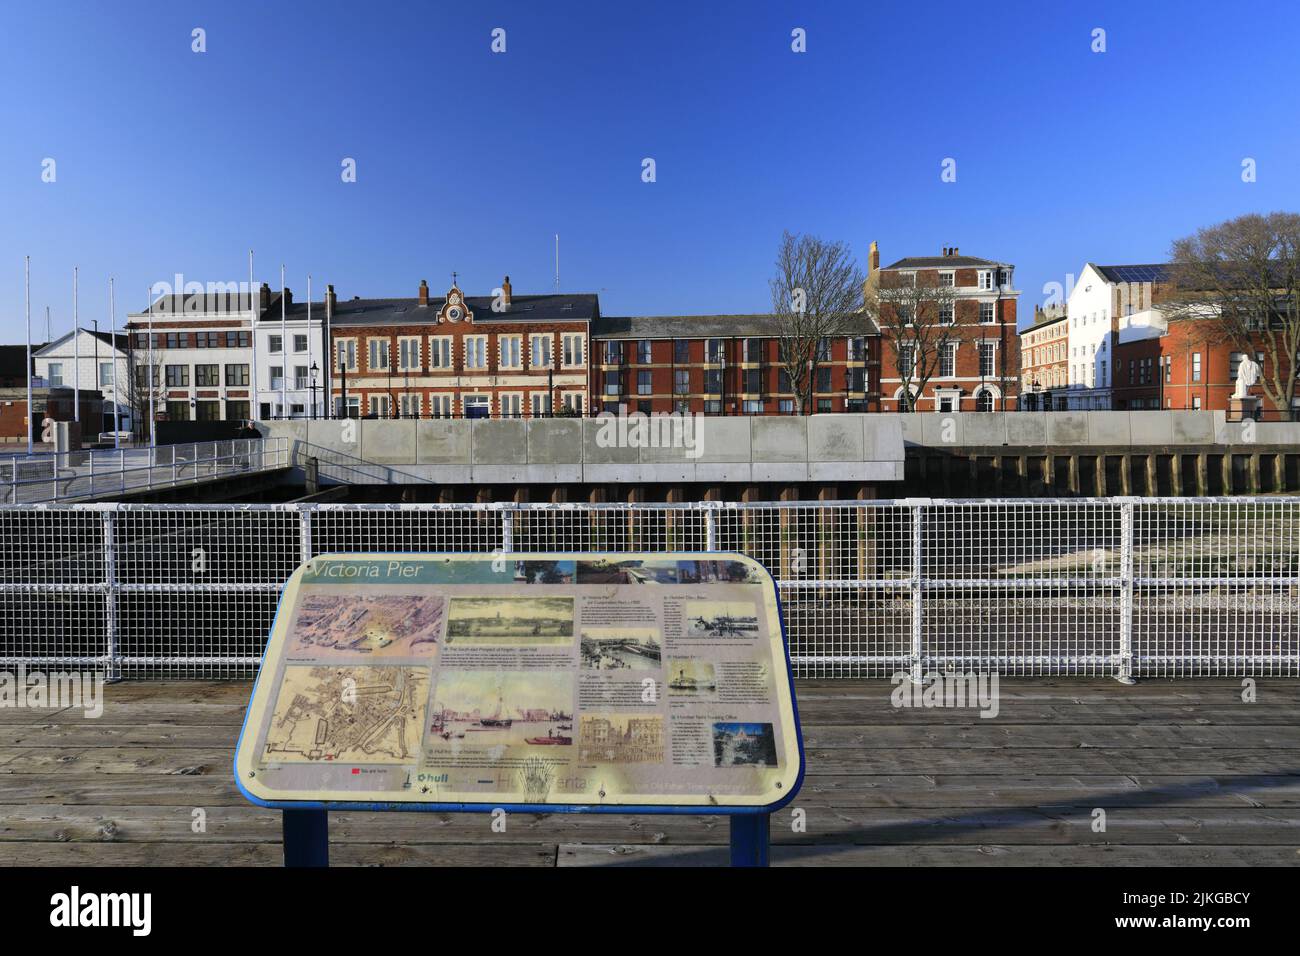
1160;211;1300;419
868;269;959;412
126;351;165;442
770;232;865;414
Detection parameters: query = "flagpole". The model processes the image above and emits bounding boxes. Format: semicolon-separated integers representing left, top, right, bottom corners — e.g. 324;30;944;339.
280;263;287;418
147;287;156;449
25;257;33;454
73;266;80;424
307;274;313;418
110;278;119;449
248;250;258;423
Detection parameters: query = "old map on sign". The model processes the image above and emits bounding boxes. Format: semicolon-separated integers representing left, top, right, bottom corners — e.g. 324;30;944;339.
262;665;429;763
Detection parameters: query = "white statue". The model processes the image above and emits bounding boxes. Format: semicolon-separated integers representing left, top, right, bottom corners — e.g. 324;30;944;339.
1232;353;1261;399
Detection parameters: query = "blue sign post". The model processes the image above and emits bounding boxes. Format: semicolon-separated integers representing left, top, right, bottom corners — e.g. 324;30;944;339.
236;552;804;867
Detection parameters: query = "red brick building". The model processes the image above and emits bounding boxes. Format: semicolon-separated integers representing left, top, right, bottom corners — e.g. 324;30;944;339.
874;246;1021;412
588;314;880;415
327;279;598;418
1019;305;1069;410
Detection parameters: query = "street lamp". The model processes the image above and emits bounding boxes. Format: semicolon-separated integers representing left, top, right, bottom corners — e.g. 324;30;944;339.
309;361;319;420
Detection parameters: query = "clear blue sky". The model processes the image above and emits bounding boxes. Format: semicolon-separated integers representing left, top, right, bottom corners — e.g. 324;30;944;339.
3;0;1298;342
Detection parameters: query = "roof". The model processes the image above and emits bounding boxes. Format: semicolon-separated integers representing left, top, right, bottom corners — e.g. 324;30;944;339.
134;291;257;315
318;293;601;327
1092;263;1173;284
592;312;879;339
882;255;1009;270
34;329;129;355
0;344;38;384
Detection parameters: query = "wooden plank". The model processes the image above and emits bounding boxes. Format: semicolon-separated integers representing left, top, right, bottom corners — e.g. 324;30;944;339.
0;841;556;867
559;843;1300;867
1;724;241;749
801;724;1300;749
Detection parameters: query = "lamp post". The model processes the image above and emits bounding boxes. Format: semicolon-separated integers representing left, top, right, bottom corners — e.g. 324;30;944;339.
309;362;319;420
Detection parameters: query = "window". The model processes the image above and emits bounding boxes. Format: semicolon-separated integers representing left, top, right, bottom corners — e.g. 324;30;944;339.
166;333;182;349
399;337;422;371
937;394;955;413
270;365;284;390
1192;396;1202;410
636;340;652;364
335;340;357;372
269;334;282;354
979;302;995;324
847;336;866;361
294;366;309;390
338;396;360;419
637;370;652;395
562;334;584;366
1192;352;1202;382
429;338;452;369
1228;352;1244;380
166;364;188;387
816;338;832;362
498;336;521;369
815;367;831;393
290;404;305;417
195;331;221;348
978;342;995;377
706;339;724;363
464;336;487;369
704;400;722;415
194;364;218;386
674;370;690;395
940;303;954;325
743;399;763;413
975;388;994;412
674;339;690;364
195;401;220;422
846;368;865;392
897;344;914;377
897;303;914;325
743;338;764;362
939;272;954;287
778;369;792;393
604;341;622;364
399;393;421;419
939;343;956;378
604;371;622;396
428;394;452;418
779;399;795;414
743;369;762;394
704;369;722;393
225;364;249;387
226;400;250;420
562;393;583;415
226;331;250;348
293;334;308;353
369;394;391;418
529;334;551;369
368;339;390;371
531;392;552;417
98;362;114;386
978;271;993;290
48;363;63;386
166;401;190;421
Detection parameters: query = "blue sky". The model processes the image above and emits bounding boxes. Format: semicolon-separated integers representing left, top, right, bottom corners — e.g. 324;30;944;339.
3;0;1298;342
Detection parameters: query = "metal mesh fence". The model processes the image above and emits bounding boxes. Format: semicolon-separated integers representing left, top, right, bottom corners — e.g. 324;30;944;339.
0;498;1295;680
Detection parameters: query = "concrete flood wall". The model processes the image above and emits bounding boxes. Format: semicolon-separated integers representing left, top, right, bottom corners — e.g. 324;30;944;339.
258;415;907;486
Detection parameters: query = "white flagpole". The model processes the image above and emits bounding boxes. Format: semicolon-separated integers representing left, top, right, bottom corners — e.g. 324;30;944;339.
324;282;333;418
25;256;32;454
73;266;80;423
110;278;119;449
248;250;258;423
147;287;156;448
307;274;314;418
280;263;287;418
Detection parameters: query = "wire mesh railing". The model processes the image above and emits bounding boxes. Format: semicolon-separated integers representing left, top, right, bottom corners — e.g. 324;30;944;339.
0;498;1295;680
0;438;290;503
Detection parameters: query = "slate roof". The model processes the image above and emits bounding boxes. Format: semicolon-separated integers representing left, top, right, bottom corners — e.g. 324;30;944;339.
592;312;879;339
304;293;601;327
882;255;1009;270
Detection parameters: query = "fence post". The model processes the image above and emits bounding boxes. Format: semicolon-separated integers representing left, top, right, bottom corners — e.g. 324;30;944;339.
1117;500;1136;685
88;448;95;497
704;504;718;552
300;506;313;566
10;456;16;503
501;506;514;555
910;501;924;683
102;508;120;681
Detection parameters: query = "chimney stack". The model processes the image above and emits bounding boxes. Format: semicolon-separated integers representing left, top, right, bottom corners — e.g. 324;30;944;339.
502;275;512;308
418;279;429;307
953;247;959;256
259;282;271;313
326;284;337;315
868;240;880;274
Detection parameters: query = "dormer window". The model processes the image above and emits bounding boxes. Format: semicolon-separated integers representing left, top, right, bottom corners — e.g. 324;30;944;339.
978;271;994;290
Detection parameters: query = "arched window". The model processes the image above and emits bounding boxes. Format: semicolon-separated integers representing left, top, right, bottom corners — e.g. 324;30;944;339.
975;388;994;412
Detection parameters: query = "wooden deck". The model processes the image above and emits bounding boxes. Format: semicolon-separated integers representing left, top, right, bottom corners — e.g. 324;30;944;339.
2;679;1298;866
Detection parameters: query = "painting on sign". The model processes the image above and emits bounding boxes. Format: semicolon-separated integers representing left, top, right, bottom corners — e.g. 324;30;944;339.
430;671;574;748
668;659;717;696
288;593;443;657
713;721;778;767
445;596;574;645
578;714;665;763
686;600;760;637
579;627;662;670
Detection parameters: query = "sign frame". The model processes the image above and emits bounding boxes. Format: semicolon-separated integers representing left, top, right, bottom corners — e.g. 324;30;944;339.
233;550;805;865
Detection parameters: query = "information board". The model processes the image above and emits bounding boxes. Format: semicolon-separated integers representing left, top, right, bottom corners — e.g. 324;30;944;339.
235;552;803;811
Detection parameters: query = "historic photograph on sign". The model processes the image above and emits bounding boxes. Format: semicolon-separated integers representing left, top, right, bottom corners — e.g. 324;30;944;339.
261;665;429;764
713;721;779;767
577;558;679;584
678;560;763;585
430;671;574;748
685;600;761;637
578;714;665;763
513;560;576;584
445;596;574;645
580;627;662;670
288;593;444;657
668;659;717;696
